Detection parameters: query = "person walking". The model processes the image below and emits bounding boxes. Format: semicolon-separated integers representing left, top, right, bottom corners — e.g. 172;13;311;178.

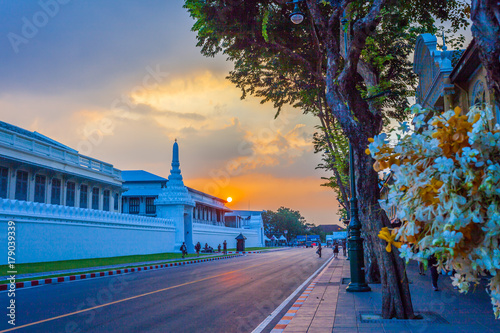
342;240;347;257
180;242;188;259
333;244;339;259
418;261;426;275
223;240;227;255
316;243;322;258
429;254;439;291
195;242;201;257
218;244;221;253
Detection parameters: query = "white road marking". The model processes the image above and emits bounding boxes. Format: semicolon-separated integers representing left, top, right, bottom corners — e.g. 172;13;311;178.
251;254;334;333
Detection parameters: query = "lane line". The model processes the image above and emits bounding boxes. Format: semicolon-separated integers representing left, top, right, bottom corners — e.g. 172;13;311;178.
250;254;334;333
0;258;282;332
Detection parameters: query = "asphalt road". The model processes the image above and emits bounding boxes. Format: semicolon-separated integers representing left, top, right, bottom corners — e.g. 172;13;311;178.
0;248;329;333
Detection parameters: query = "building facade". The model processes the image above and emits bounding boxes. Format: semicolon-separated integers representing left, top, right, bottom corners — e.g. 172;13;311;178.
0;121;123;212
414;34;498;122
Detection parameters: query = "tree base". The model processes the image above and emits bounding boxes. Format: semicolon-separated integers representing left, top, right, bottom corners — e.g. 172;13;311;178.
346;282;371;292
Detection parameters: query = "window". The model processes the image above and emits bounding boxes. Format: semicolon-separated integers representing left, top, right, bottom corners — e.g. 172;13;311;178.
114;193;119;211
66;182;75;207
80;184;88;208
146;197;156;214
129;197;139;214
0;167;8;199
471;80;485;107
103;190;110;211
34;175;46;203
15;171;28;201
51;179;61;205
92;187;99;210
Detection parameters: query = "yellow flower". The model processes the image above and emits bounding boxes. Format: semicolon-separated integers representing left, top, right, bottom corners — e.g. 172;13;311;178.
378;227;402;252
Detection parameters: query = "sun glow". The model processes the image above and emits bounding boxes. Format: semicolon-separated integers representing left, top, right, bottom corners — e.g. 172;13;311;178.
227;197;232;203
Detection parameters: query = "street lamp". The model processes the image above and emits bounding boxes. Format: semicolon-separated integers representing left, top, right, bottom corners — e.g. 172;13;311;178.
288;0;304;24
340;14;371;293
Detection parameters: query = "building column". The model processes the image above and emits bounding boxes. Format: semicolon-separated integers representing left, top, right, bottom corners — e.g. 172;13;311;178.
139;197;146;215
47;178;53;205
28;171;35;202
75;181;81;208
8;168;16;200
98;186;103;210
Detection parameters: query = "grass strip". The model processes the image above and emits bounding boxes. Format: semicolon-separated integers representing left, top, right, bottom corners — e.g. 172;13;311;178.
0;252;213;276
0;254;241;284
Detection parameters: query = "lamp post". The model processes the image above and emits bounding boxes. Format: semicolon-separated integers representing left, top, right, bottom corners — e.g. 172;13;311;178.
286;1;370;292
341;13;371;293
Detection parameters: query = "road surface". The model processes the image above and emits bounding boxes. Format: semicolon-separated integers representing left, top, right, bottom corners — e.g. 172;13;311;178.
0;248;329;333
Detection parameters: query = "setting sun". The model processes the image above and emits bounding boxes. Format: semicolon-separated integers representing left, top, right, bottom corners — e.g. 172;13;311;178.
227;197;233;203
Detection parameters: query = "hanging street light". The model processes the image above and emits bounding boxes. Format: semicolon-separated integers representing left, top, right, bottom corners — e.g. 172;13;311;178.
288;0;305;24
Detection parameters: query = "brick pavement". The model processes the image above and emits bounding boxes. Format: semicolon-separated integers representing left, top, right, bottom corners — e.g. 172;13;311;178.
271;253;500;333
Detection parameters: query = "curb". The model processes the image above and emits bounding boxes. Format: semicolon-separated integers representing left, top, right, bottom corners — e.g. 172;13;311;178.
0;254;243;292
270;258;331;333
226;251;261;254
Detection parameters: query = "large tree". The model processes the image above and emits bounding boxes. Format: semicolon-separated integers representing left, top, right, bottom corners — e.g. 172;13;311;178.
184;0;468;319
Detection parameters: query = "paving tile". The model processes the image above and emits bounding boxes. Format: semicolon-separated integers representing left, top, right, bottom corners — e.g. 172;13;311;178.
331;327;358;332
311;317;334;325
307;326;333;333
283;326;311;333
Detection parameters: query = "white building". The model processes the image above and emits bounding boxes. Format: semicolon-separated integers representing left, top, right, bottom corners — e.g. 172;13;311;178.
0;121;263;263
0;121;123;212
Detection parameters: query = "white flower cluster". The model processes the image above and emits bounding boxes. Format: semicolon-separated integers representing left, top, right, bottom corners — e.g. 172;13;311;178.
369;104;500;318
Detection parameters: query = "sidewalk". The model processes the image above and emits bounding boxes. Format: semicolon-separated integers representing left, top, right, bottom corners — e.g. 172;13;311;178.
272;254;500;333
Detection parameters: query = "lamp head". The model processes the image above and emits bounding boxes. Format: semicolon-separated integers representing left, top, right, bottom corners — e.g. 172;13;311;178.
290;3;304;24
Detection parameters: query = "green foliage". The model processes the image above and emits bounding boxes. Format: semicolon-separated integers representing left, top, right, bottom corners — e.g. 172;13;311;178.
313;120;350;220
262;207;308;240
262;8;270;42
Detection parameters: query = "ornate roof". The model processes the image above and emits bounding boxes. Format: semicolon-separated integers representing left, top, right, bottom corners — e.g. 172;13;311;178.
155;141;195;207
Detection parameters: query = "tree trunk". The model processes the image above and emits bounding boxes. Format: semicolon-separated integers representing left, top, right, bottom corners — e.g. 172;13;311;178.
471;0;500;112
361;218;381;284
355;143;414;319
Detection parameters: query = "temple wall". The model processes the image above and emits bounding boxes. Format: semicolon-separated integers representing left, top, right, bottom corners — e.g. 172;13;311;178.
0;199;176;264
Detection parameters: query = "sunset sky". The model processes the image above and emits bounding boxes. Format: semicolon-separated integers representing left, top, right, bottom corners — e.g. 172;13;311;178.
0;1;343;225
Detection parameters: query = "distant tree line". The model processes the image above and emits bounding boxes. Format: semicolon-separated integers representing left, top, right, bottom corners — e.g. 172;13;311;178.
262;207;328;242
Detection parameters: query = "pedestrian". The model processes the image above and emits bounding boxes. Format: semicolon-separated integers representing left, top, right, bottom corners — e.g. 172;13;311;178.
218;244;221;253
195;242;201;257
342;240;347;257
418;261;425;275
316;243;322;258
429;254;439;291
180;242;188;259
223;240;227;255
333;244;339;259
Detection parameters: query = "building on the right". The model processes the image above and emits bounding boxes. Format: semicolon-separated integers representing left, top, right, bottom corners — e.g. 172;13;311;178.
413;33;498;122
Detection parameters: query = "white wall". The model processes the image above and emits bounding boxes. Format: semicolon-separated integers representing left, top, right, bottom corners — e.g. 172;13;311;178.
192;223;262;250
0;199;263;264
0;199;176;264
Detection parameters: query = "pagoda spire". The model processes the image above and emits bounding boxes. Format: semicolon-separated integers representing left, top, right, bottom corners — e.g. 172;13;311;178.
156;140;195;206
